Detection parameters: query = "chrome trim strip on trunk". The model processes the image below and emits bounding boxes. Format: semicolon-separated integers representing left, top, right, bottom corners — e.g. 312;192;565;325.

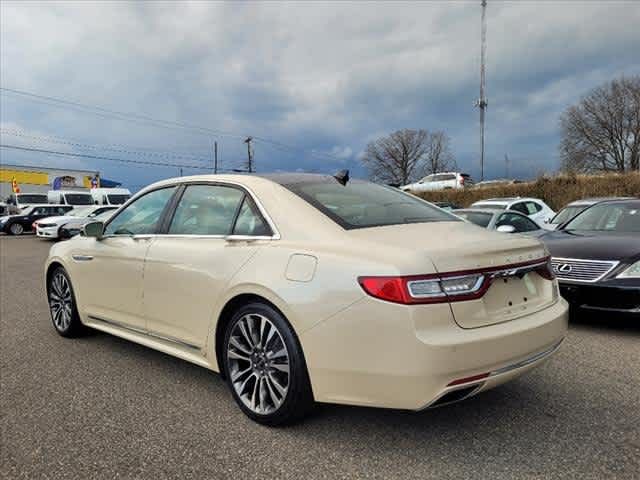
87;315;201;351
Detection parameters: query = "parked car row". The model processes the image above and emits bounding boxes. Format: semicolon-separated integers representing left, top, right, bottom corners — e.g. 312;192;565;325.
4;188;131;213
445;195;639;320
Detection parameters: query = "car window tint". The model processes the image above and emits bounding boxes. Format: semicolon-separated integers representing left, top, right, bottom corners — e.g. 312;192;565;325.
169;185;244;235
285;180;459;229
527;202;542;213
232;197;271;236
496;212;539;232
510;202;529;215
104;187;176;236
551;206;585;224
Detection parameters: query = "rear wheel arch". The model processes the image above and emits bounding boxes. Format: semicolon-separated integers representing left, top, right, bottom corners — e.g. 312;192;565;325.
214;293;303;380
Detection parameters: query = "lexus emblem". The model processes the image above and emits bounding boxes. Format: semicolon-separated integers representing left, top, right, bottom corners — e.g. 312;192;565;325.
556;263;573;274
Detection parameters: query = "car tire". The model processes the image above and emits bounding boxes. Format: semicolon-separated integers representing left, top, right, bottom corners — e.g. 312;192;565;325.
9;223;24;235
223;302;314;426
47;267;85;337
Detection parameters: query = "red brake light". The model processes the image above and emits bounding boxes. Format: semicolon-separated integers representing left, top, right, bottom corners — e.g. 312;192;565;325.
359;257;552;305
536;258;555;280
358;277;411;304
459;176;465;185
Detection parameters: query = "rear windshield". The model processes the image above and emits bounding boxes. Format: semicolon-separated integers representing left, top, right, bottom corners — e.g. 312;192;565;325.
472;203;506;210
455;211;493;228
283;180;460;229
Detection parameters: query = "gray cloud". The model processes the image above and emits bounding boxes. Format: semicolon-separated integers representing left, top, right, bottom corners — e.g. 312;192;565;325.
1;0;639;187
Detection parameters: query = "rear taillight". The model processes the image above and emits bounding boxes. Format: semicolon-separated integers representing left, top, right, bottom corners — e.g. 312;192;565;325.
359;257;552;305
459;175;465;186
535;258;555;280
359;272;488;305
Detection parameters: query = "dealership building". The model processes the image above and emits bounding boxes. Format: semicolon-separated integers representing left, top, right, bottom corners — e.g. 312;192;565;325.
0;163;120;200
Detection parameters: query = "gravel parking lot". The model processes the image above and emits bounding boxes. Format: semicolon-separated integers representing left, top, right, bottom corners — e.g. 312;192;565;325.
1;236;638;480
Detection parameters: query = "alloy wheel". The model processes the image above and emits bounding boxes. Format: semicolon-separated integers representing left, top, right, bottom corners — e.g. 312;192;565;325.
49;272;73;332
10;223;23;235
226;313;290;415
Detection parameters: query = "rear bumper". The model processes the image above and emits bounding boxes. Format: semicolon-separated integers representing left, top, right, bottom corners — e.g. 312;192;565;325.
300;296;568;410
559;280;640;318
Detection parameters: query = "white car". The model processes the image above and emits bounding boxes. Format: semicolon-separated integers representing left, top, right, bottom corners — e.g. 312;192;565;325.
471;197;556;228
35;205;118;239
400;172;473;192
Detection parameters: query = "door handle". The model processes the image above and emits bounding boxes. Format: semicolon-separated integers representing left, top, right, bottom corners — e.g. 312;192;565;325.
132;235;153;241
72;254;94;261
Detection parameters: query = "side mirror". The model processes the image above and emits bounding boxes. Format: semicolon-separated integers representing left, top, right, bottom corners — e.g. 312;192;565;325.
82;221;104;239
496;225;516;233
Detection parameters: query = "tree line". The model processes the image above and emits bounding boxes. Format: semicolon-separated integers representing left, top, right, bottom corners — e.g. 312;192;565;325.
359;74;639;185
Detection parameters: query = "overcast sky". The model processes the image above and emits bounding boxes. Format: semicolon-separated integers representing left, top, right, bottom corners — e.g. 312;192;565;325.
1;1;639;189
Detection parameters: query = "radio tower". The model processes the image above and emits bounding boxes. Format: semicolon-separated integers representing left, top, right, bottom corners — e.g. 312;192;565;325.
476;0;488;181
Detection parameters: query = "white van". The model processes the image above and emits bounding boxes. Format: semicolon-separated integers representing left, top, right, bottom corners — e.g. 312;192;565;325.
47;190;94;206
6;192;50;213
90;187;131;205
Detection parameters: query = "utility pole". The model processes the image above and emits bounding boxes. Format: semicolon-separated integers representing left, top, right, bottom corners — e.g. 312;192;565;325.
504;153;510;179
476;0;488;181
214;141;218;174
179;167;183;177
244;136;253;173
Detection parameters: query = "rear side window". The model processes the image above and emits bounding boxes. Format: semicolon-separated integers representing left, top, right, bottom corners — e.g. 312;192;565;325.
232;197;271;236
169;185;244;235
283;180;459;229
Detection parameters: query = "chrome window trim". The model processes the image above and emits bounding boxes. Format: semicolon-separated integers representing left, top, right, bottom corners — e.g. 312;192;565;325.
551;257;620;283
100;179;281;241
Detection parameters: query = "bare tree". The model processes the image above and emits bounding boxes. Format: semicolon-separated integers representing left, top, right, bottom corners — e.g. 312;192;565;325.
559;75;640;173
360;129;456;185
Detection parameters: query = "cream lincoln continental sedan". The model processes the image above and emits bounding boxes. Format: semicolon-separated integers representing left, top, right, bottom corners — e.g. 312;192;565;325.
45;173;568;425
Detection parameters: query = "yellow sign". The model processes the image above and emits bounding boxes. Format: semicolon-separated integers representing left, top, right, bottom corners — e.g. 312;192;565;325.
0;168;49;185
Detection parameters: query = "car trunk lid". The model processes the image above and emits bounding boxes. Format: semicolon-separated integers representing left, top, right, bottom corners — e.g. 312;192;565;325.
349;222;555;328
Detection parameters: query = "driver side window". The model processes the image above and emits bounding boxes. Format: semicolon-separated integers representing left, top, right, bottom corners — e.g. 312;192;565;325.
104;187;176;236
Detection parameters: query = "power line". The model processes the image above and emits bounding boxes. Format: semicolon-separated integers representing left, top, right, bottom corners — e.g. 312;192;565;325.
0;129;213;163
1;87;352;164
0;87;246;140
0;144;221;171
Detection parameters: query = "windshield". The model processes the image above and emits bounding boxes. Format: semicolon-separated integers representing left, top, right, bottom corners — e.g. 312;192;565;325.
17;194;48;204
68;206;95;217
551;205;586;225
564;202;640;232
455;211;493;228
107;194;130;204
471;203;507;210
65;193;93;205
283;180;460;229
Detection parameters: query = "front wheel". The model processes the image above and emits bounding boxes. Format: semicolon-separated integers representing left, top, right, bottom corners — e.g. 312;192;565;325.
47;267;85;337
223;303;314;426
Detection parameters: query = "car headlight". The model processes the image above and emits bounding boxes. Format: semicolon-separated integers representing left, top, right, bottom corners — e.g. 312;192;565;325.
617;260;640;278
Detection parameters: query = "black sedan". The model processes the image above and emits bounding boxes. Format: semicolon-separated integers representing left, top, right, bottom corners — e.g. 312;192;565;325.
0;204;73;235
542;199;640;318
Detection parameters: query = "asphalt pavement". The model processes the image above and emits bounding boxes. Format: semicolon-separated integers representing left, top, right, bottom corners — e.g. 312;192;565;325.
1;236;638;479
